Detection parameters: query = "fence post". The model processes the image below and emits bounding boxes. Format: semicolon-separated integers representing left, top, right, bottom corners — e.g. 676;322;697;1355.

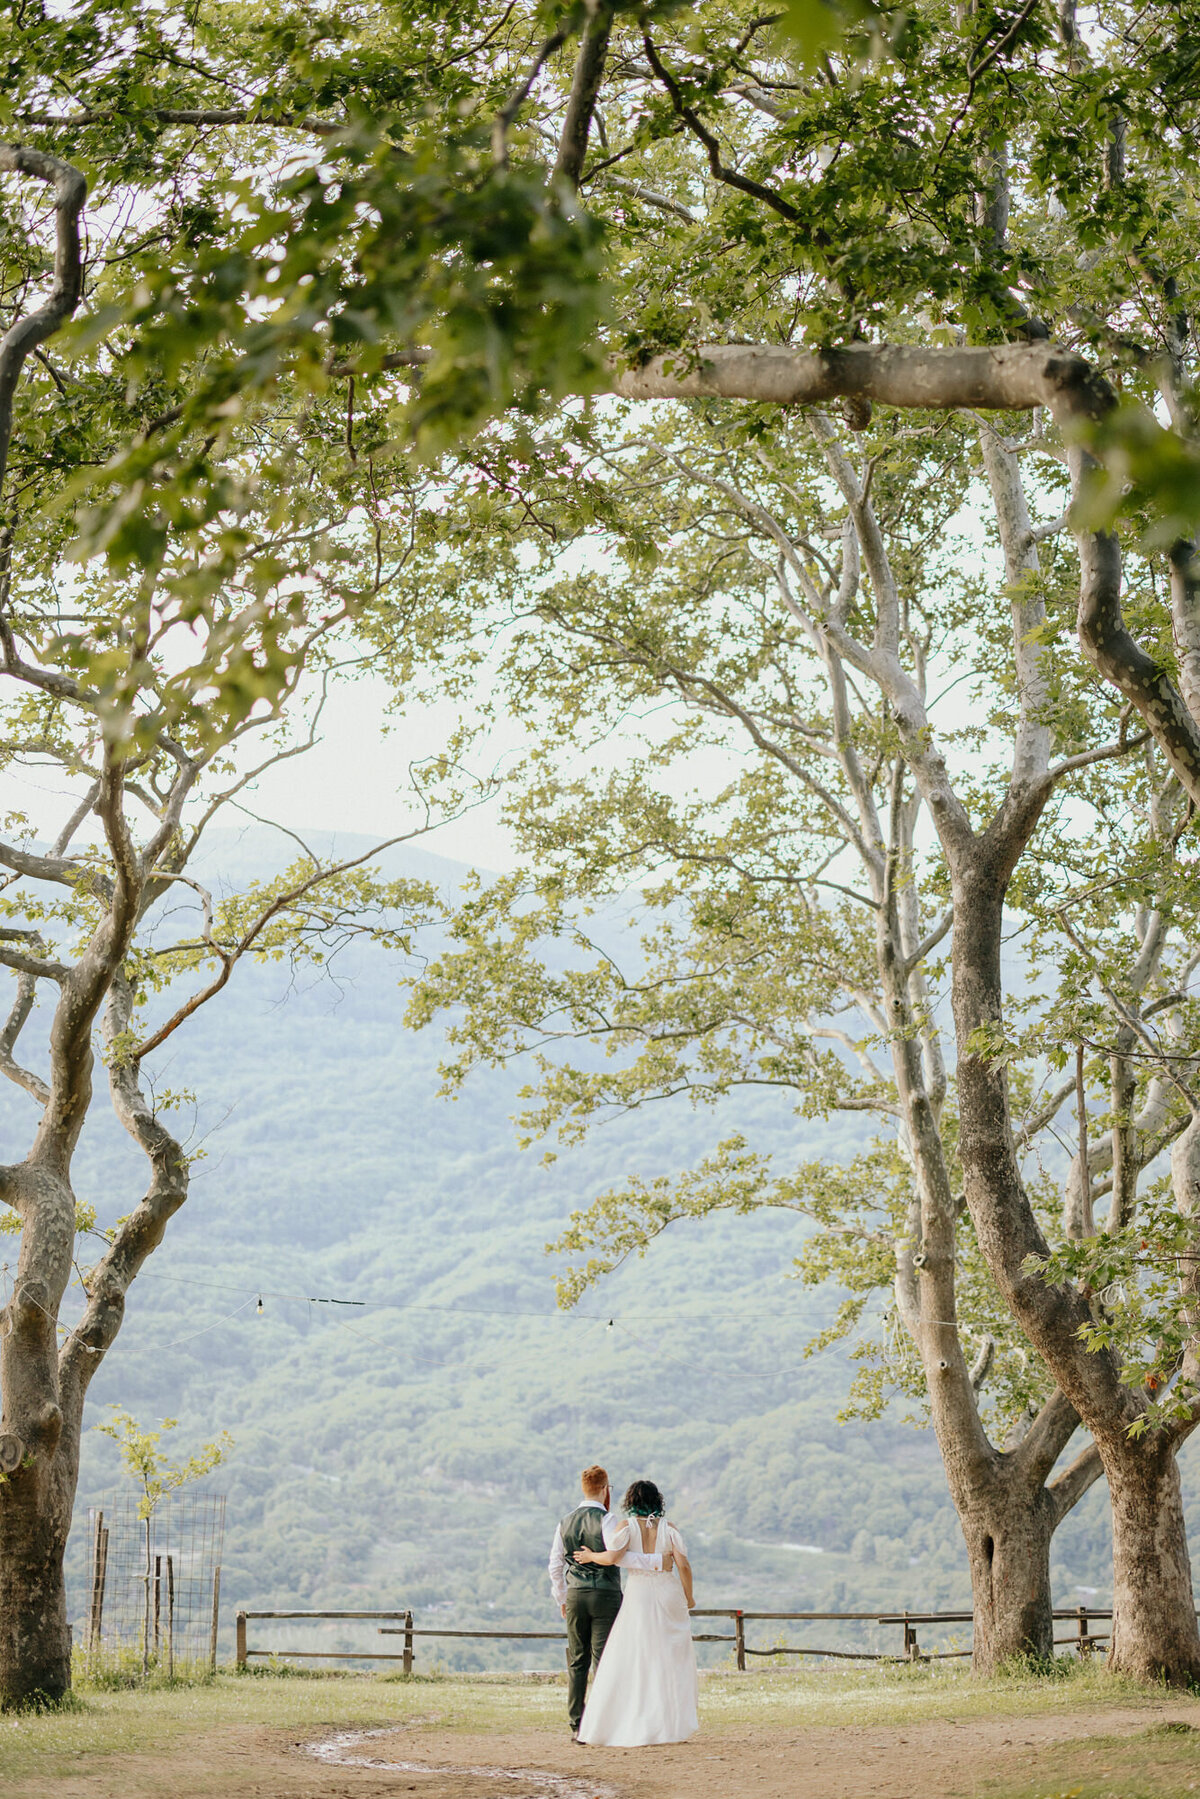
734;1611;746;1672
903;1613;920;1661
403;1609;414;1676
154;1554;162;1656
87;1511;105;1656
98;1527;109;1644
166;1555;175;1681
210;1565;222;1674
1077;1605;1091;1658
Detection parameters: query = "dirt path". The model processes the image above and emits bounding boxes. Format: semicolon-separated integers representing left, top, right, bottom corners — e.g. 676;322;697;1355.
303;1706;1200;1799
14;1700;1200;1799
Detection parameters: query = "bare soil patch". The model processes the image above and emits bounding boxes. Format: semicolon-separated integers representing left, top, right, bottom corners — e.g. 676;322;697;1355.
11;1699;1200;1799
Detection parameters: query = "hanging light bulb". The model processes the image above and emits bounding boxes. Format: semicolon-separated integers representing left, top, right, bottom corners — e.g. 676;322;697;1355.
256;1295;264;1315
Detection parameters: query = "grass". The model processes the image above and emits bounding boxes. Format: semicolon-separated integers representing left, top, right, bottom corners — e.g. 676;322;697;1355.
2;1658;1198;1787
979;1721;1200;1799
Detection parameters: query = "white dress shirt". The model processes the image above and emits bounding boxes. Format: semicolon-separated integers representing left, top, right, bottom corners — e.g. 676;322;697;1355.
548;1499;663;1606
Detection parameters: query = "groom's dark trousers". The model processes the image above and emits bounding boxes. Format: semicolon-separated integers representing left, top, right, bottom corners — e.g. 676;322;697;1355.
565;1587;622;1732
560;1503;622;1734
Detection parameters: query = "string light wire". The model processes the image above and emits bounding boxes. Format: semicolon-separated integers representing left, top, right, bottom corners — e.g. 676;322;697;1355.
118;1259;815;1325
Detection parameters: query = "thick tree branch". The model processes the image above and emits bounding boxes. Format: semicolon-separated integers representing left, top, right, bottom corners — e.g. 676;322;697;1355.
611;341;1112;418
0;931;53;1103
554;3;614;189
902;906;953;977
34;757;143;1171
0;840;95;892
1047;1438;1105;1524
614;340;1200;811
0;146;87;498
1016;1384;1084;1485
1048;730;1150;781
59;973;188;1413
969;1333;994;1392
0;933;69;985
641;34;802;223
979;429;1052;800
16;107;342;136
596;172;696;220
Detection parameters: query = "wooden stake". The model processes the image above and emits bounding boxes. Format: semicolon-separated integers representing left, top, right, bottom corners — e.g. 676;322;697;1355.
403;1609;414;1676
87;1511;105;1657
93;1525;109;1660
142;1516;152;1681
167;1555;175;1680
1077;1603;1092;1658
1076;1042;1094;1233
210;1566;222;1675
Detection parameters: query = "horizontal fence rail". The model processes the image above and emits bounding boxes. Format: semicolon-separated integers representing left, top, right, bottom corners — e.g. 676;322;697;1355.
235;1605;1117;1673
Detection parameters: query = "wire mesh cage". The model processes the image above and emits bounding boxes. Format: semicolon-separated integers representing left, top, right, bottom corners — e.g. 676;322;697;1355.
83;1490;225;1676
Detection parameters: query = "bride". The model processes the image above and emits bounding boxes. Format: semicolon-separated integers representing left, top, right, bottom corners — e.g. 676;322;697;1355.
571;1479;699;1747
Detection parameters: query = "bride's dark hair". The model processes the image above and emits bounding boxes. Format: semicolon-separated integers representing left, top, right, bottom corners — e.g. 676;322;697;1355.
622;1479;664;1518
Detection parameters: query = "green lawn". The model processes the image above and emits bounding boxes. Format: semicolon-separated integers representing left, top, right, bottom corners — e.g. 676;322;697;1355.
2;1660;1197;1787
980;1722;1200;1799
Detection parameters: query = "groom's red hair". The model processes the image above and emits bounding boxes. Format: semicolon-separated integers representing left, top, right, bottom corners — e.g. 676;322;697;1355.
581;1464;609;1496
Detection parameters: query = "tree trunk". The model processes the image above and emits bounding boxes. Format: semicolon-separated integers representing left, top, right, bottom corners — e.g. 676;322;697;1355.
0;1171;80;1710
0;1458;73;1708
877;825;1088;1674
959;1480;1056;1671
1106;1440;1200;1686
950;860;1200;1687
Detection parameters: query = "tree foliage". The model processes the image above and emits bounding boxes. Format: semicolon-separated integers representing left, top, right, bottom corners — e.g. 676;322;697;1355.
94;1408;231;1523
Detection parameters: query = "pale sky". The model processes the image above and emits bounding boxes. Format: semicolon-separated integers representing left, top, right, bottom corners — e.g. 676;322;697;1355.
7;667;529;875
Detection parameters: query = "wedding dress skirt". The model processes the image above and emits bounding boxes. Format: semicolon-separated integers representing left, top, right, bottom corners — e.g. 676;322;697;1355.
577;1522;699;1747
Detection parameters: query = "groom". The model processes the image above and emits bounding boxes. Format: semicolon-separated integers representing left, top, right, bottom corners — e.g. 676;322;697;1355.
548;1463;663;1740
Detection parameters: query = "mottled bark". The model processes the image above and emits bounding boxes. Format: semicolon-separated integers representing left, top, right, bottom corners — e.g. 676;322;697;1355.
0;147;87;499
951;863;1200;1685
1107;1441;1199;1686
960;1481;1056;1669
0;778;150;1705
0;1444;76;1706
612;341;1112;422
0;1161;74;1705
826;441;1103;1672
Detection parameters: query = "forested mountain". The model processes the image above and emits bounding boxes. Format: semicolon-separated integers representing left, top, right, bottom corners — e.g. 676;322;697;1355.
0;833;1157;1666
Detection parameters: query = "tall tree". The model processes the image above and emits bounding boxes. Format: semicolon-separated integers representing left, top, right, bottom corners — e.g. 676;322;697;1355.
387;0;1200;1682
401;399;1200;1670
0;0;626;1706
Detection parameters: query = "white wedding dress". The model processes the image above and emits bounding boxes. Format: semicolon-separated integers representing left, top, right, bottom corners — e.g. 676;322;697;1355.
577;1517;699;1746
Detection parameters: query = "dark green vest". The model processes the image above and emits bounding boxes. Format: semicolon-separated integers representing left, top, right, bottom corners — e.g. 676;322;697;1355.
561;1503;620;1591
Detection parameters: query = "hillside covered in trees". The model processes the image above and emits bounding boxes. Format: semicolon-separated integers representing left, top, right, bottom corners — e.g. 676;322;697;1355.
0;833;1146;1667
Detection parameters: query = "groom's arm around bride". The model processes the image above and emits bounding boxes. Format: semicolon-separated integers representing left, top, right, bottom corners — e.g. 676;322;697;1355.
548;1463;664;1740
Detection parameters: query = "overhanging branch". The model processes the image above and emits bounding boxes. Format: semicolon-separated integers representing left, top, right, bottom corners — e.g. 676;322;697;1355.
612;340;1200;811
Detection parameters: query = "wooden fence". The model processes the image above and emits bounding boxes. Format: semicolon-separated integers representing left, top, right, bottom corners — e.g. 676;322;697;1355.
234;1604;1113;1672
